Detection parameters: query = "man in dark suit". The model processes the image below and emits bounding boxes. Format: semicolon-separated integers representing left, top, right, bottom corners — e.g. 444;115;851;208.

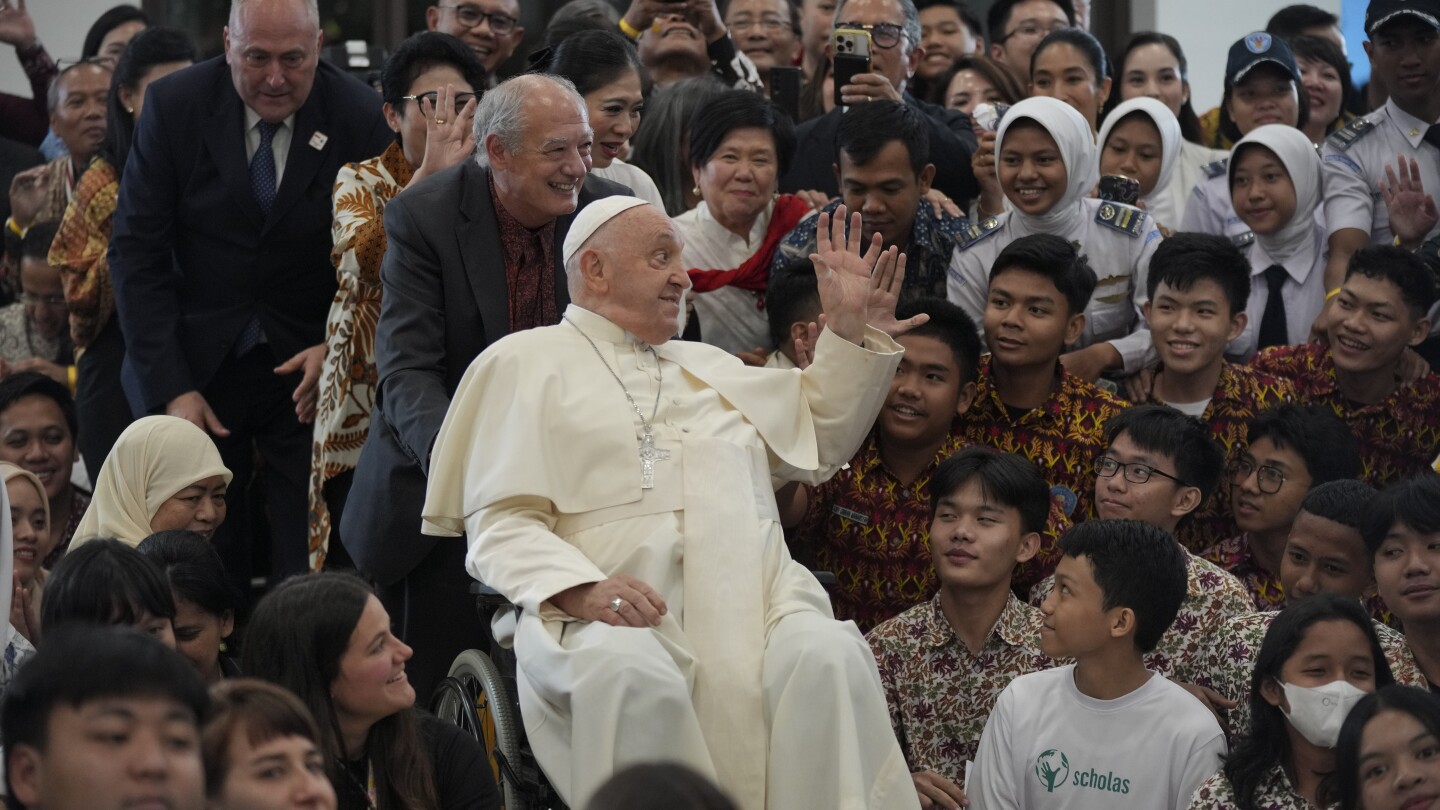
344;73;630;698
109;0;391;585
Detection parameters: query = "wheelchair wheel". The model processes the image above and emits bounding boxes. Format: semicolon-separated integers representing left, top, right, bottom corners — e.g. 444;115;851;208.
433;649;526;810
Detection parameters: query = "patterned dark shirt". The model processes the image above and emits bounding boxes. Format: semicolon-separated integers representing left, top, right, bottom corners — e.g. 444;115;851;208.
770;198;968;304
44;486;91;568
489;179;559;332
1251;343;1440;487
1187;766;1314;810
868;593;1054;782
958;357;1128;591
1201;533;1284;611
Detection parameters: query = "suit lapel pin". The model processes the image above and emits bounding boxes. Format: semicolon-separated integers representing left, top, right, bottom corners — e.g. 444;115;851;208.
309;131;329;150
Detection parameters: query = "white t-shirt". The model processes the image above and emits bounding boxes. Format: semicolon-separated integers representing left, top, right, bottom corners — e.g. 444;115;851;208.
970;664;1226;810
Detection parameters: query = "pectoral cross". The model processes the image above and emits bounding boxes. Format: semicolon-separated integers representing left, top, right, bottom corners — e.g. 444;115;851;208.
639;428;670;489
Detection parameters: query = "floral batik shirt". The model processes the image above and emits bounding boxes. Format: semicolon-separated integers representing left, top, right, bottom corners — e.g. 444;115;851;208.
867;593;1055;783
1186;765;1318;810
1202;534;1285;611
1030;548;1251;683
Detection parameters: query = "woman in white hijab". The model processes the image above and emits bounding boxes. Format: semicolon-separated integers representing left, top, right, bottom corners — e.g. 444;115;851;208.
949;96;1165;381
1098;97;1185;234
1225;124;1327;359
0;469;28;695
72;415;233;547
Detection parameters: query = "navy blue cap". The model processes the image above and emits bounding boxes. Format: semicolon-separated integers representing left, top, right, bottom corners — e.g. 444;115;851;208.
1365;0;1440;36
1225;32;1302;87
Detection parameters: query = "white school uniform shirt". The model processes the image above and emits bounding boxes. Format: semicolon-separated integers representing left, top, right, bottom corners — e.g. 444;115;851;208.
1321;97;1440;248
1145;140;1230;232
1229;226;1329;360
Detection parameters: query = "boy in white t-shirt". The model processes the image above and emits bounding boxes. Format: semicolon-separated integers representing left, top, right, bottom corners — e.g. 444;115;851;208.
969;519;1227;810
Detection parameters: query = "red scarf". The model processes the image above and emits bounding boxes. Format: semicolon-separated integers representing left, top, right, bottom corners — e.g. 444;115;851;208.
687;194;812;294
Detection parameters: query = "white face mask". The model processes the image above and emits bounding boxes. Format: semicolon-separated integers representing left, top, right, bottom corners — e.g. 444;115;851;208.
1278;679;1369;748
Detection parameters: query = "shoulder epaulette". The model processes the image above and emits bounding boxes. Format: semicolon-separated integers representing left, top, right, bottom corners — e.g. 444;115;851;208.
1326;117;1376;152
1230;231;1255;249
959;216;1004;249
1095;202;1147;238
1202;158;1229;179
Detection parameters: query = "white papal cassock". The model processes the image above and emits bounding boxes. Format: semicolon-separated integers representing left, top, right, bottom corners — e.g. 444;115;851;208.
422;304;920;810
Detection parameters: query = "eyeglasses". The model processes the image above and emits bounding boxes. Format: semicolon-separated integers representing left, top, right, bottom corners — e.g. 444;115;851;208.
56;56;114;74
1093;456;1186;486
401;91;480;114
730;16;792;33
1229;458;1288;494
836;21;906;49
995;21;1067;44
21;293;67;309
438;5;519;34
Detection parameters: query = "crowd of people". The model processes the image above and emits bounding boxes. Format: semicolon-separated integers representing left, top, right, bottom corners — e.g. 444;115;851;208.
1;0;1440;806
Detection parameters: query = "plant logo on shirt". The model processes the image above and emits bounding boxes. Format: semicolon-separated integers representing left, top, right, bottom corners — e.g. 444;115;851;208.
1035;749;1070;793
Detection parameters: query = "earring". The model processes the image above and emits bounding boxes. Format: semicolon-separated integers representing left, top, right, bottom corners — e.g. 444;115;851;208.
125;106;134;114
692;185;700;195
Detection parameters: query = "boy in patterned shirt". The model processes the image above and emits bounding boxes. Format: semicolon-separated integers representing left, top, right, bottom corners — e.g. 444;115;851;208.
1124;233;1294;553
1365;474;1440;692
868;446;1056;810
1030;405;1251;683
957;234;1127;592
1202;404;1361;609
1196;480;1427;739
1253;246;1440;487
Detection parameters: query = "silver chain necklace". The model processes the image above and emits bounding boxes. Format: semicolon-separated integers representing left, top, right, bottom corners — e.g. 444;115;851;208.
564;316;671;489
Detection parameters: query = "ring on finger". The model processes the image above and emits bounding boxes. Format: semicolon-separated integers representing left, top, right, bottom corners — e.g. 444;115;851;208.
435;117;446;125
609;597;624;612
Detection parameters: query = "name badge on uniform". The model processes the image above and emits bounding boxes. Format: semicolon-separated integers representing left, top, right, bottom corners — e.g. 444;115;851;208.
309;131;329;150
831;504;871;525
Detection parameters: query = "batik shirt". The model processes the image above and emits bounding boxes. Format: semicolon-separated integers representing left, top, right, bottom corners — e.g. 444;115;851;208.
1202;534;1284;611
1031;549;1251;683
1186;765;1319;810
1139;362;1294;553
958;357;1128;591
1195;610;1426;739
1251;343;1440;487
868;593;1055;782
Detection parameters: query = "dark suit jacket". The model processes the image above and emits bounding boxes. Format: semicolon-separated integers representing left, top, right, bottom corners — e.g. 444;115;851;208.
779;94;980;207
343;161;631;582
109;56;392;414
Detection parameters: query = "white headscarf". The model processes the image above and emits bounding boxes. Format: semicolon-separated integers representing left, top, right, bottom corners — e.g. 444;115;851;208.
72;415;233;546
995;97;1100;237
1228;124;1322;263
1097;97;1182;203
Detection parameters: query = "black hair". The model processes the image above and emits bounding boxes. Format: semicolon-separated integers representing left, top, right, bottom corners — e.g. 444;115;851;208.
986;0;1074;43
81;4;150;59
1031;27;1108;85
989;233;1097;318
1104;404;1225;500
838;99;930;175
1246;404;1361;487
896;297;983;386
18;219;60;263
1298;479;1375;531
930;54;1026;107
928;446;1051;535
1;624;207;799
588;763;739;810
1057;519;1189;652
1289;34;1354;137
765;259;821;351
721;0;802;33
1219;62;1311;144
1146;231;1252;315
916;0;984;42
1224;593;1394;810
1105;33;1205;143
40;538;177;633
538;14;616;53
1333;686;1440;810
1343;245;1440;321
1361;473;1440;557
138;530;237;619
629;75;728;216
543;29;651;100
102;26;195;173
380;31;487;112
1265;4;1340;39
687;90;796;177
0;370;79;440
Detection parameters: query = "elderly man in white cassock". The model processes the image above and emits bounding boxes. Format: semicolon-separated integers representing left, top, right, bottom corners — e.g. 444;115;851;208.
421;196;925;810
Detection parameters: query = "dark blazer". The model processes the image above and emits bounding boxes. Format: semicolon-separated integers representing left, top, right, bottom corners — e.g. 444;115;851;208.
779;94;980;207
343;161;631;582
109;56;392;414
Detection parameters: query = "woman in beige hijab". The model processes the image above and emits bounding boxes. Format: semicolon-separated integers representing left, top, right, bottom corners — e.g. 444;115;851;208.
73;416;232;546
3;461;46;645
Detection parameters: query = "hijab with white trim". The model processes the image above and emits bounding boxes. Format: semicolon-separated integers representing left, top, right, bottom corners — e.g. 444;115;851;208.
1097;97;1182;204
1228;124;1322;264
994;97;1100;237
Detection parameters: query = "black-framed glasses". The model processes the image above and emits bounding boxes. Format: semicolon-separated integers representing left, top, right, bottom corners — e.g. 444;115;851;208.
401;91;480;113
1093;456;1186;486
836;21;906;49
438;5;518;34
1229;458;1288;494
730;16;792;33
994;21;1067;44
